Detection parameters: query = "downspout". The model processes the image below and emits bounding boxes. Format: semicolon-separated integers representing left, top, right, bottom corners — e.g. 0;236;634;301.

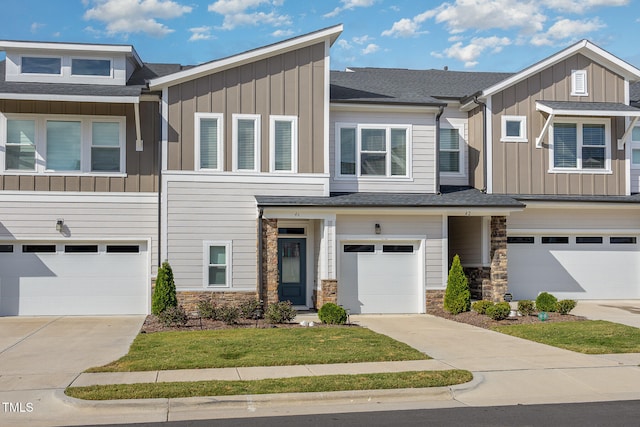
157;98;163;267
473;95;487;192
435;105;445;194
258;207;264;303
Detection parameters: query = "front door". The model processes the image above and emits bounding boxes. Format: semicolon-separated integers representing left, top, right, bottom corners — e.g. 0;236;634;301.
278;238;306;306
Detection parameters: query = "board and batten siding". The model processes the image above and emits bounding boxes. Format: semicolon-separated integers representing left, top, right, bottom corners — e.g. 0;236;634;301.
166;43;326;174
166;180;326;290
491;54;627;196
467;105;485;190
335;214;444;289
0;100;159;192
329;110;436;193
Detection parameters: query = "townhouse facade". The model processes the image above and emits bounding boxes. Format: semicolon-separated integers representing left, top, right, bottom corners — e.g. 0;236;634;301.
0;26;639;315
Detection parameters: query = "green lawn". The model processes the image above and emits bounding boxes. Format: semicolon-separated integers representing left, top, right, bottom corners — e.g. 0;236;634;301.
89;327;429;372
493;320;640;354
66;370;473;400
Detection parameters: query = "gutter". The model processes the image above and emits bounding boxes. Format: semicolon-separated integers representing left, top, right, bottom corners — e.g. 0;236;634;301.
473;95;487;193
435;105;445;194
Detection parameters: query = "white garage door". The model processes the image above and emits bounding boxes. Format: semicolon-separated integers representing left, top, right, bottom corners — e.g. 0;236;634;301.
508;235;640;300
338;241;423;314
0;242;148;316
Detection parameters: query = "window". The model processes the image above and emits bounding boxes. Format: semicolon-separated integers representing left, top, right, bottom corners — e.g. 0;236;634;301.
71;58;111;76
440;128;461;173
195;113;223;171
336;124;410;178
550;119;610;172
382;245;414;253
0;244;14;253
64;245;98;253
270;116;297;172
204;241;232;287
23;244;56;253
278;228;305;235
344;244;375;253
571;70;588;96
541;236;569;244
507;236;534;244
501;116;527;142
106;245;140;253
632;126;640;168
21;56;61;75
576;236;603;244
610;237;637;244
233;115;260;172
1;114;125;174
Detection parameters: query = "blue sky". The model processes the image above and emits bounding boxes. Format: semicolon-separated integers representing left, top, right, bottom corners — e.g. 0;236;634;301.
1;0;639;73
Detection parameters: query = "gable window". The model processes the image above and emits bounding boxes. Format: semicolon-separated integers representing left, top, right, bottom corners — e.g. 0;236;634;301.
2;114;125;174
195;113;223;171
501;116;527;142
71;58;111;77
631;126;640;168
571;70;588;96
439;128;462;173
233;114;260;172
270;116;298;173
336;124;410;178
550;119;610;172
204;241;232;288
21;56;61;75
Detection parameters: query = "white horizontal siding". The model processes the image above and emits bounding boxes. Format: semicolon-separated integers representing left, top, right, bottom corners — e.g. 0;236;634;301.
330;110;436;193
508;207;640;231
631;170;640;194
166;179;326;291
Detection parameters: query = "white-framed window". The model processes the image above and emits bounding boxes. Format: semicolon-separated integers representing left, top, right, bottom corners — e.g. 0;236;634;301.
631;125;640;169
501;115;527;142
439;127;464;174
203;241;232;288
1;113;126;174
71;58;112;77
269;115;298;173
195;112;224;171
549;118;610;172
21;55;62;75
232;114;260;172
335;123;411;178
571;70;588;96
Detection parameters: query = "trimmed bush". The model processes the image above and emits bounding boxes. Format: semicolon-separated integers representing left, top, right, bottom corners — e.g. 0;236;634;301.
151;261;177;315
472;300;494;315
517;300;536;316
486;302;511;320
557;299;577;315
318;303;348;325
238;299;263;319
157;305;188;327
217;305;240;325
196;297;218;320
443;254;471;314
265;301;297;324
536;292;558;312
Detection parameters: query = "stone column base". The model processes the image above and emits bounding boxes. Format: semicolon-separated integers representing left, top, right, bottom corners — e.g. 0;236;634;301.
425;289;445;313
316;279;337;308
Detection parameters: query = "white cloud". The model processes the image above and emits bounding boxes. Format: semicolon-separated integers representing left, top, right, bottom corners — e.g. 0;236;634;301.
381;18;423;37
83;0;192;37
337;39;352;49
208;0;290;30
439;36;511;68
271;29;294;37
324;0;376;18
352;35;372;45
531;17;605;46
361;43;380;55
189;26;214;41
541;0;628;13
209;0;268;14
30;22;45;34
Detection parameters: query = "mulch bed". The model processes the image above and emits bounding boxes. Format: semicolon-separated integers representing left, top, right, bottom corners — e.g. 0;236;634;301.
429;306;586;329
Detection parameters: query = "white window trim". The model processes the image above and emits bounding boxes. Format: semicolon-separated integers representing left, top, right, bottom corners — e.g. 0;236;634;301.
194;112;224;172
0;113;126;175
70;56;113;79
335;122;412;179
500;115;528;142
440;124;466;177
631;125;640;169
571;69;588;97
269;115;298;173
232;114;261;172
548;117;611;174
203;240;232;289
20;54;62;76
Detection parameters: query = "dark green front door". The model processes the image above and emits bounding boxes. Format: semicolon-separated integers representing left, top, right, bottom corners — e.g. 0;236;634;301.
277;238;306;305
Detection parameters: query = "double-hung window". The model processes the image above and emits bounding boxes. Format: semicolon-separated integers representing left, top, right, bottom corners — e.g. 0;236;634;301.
195;113;223;171
270;116;297;173
439;128;462;174
233;114;260;172
204;241;231;288
336;124;410;178
5;119;36;171
550;118;610;172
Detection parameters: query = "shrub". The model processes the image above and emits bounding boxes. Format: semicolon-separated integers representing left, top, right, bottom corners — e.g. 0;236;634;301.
443;254;471;315
238;299;263;319
157;305;188;327
536;292;558;312
557;299;577;315
318;303;348;325
151;261;177;315
265;301;297;324
196;297;218;320
472;300;494;315
486;302;511;321
517;300;536;316
217;304;240;325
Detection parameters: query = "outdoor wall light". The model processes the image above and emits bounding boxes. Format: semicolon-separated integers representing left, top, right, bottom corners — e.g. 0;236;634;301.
56;219;64;232
375;223;381;234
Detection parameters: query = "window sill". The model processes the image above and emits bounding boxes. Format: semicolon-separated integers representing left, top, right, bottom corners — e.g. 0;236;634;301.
500;138;528;143
547;169;612;175
334;176;413;182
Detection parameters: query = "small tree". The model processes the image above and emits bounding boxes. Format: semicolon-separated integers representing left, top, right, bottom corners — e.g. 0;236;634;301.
152;261;177;315
444;254;471;314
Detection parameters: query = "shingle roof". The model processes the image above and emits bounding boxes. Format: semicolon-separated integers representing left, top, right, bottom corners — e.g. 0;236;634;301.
256;186;524;208
537;100;640;114
330;67;513;105
631;82;640;107
512;194;640;203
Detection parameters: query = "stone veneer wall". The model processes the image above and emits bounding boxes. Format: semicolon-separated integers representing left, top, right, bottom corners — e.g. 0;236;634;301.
315;279;337;308
425;289;445;313
261;218;279;307
464;267;491;300
177;291;258;315
482;216;508;302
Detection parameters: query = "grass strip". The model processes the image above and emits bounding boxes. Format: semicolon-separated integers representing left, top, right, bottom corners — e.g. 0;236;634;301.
66;370;472;400
493;320;640;354
89;327;429;372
